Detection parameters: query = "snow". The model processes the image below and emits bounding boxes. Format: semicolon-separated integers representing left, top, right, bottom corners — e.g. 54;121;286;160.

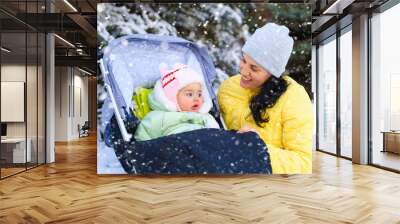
98;3;249;93
97;134;126;174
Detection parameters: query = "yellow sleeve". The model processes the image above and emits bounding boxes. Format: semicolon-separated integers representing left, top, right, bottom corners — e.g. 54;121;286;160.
217;75;250;131
268;85;313;174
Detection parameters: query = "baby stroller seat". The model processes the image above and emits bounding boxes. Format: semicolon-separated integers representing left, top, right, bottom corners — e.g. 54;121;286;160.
99;34;272;174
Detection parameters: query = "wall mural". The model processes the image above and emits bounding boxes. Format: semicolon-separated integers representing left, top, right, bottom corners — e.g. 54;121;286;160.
97;3;312;175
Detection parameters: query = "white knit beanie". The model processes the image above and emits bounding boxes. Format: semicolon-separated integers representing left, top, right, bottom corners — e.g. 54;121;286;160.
242;23;294;77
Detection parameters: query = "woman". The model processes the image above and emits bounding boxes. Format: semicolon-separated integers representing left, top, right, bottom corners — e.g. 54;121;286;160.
218;23;313;174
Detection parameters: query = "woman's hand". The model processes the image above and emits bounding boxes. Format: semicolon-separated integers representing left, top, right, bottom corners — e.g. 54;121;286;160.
237;125;258;134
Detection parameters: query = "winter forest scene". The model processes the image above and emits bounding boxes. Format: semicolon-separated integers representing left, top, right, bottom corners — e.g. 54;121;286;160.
97;3;312;174
98;3;311;93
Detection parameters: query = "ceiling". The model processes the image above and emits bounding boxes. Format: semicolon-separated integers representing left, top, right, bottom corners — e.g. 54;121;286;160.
0;0;394;73
311;0;390;43
0;0;98;73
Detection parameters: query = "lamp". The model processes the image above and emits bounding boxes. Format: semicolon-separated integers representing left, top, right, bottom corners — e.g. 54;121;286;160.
54;34;75;48
63;0;78;12
78;67;93;76
1;47;11;53
322;0;355;15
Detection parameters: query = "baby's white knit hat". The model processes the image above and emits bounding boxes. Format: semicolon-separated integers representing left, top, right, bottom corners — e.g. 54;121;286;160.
153;63;212;113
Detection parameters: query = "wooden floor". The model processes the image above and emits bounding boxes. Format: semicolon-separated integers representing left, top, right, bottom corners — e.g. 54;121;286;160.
1;163;45;178
1;135;400;224
0;167;26;178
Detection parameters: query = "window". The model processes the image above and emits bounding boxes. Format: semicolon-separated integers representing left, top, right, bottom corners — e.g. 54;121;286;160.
317;36;337;154
370;2;400;171
339;28;352;158
0;1;47;179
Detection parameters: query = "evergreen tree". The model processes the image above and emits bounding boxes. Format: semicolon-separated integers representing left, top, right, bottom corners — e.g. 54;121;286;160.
98;3;311;95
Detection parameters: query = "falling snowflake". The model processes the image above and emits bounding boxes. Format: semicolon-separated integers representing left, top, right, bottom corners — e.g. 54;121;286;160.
160;41;169;50
121;39;129;46
98;4;105;13
109;53;116;61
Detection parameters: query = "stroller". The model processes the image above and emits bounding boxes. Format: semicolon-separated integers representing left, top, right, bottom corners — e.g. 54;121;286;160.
99;34;272;175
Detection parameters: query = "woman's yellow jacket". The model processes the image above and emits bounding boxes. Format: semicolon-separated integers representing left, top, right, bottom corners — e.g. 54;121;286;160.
218;75;313;174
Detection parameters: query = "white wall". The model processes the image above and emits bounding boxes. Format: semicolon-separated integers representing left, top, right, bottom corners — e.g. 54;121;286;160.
55;66;69;141
1;63;46;164
72;73;89;138
1;65;39;138
55;66;89;141
1;65;26;140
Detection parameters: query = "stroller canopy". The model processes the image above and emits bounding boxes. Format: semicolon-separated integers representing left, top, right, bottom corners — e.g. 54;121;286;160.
101;34;219;115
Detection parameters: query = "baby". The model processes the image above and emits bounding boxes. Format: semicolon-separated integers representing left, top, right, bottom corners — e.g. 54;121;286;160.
134;64;220;141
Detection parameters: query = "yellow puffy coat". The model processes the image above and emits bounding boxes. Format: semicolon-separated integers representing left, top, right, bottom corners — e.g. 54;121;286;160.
217;75;313;174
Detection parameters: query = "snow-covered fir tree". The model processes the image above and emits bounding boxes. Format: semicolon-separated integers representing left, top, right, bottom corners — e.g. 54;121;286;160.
98;3;311;95
97;3;312;106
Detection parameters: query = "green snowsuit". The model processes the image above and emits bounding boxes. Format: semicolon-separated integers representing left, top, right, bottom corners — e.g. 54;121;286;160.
134;91;220;141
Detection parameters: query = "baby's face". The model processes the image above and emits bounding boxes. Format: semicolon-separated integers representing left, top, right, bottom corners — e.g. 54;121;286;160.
177;82;203;112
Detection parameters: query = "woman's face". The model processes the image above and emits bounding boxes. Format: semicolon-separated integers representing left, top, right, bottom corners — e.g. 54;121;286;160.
239;54;272;89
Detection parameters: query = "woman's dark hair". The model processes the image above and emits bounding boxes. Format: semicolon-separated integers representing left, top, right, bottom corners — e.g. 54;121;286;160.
250;76;289;127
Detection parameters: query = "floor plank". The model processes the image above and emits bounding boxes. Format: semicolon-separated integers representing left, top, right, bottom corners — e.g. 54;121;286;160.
0;135;400;223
